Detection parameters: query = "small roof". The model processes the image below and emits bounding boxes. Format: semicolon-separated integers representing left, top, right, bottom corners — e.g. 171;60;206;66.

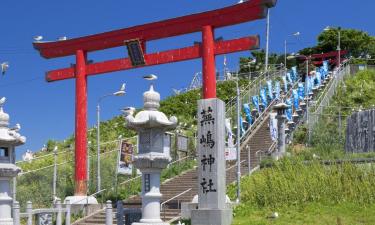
0;104;26;146
126;85;177;131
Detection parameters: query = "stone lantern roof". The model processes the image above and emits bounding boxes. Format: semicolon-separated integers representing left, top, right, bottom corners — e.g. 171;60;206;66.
126;85;177;131
0;100;26;146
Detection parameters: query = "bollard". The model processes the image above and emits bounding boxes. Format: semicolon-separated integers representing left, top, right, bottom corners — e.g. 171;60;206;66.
65;200;71;225
56;198;62;225
105;200;113;225
13;201;20;225
26;201;32;225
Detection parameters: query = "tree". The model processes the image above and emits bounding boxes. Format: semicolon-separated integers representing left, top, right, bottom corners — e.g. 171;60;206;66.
300;28;375;61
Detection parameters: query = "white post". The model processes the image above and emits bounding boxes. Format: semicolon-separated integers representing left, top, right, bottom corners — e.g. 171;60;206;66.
247;145;251;174
284;39;287;73
13;201;20;225
26;201;32;225
65;200;71;225
97;103;101;193
236;75;241;203
56;198;62;225
105;200;113;225
53;146;58;199
338;29;341;71
265;8;270;75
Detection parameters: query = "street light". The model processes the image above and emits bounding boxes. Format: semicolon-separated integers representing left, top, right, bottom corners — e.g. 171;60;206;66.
284;32;300;72
96;83;126;193
324;26;341;70
234;72;241;203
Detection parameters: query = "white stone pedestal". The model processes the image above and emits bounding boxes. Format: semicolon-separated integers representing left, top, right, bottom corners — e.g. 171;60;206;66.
64;195;98;205
191;208;233;225
64;195;99;214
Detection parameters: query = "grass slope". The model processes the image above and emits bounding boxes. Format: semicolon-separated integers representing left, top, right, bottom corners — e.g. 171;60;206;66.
230;69;375;224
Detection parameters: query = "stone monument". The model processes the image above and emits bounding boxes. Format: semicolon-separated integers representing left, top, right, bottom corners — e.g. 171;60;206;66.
125;85;177;225
345;109;375;153
0;98;26;225
191;98;232;225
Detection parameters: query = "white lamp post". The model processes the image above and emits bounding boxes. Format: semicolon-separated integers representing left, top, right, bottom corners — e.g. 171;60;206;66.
96;83;125;193
284;32;300;72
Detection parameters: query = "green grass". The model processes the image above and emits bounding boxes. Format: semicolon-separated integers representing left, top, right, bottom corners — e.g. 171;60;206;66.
232;203;375;225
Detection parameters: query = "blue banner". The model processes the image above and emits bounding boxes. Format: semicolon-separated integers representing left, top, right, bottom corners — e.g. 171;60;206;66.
298;82;305;100
243;103;253;125
240;117;246;135
323;60;329;74
287;72;293;83
267;80;273;100
286;98;292;121
292;66;298;81
319;67;326;80
260;88;268;107
282;75;288;93
275;81;281;100
292;89;299;110
252;96;260;111
316;70;322;86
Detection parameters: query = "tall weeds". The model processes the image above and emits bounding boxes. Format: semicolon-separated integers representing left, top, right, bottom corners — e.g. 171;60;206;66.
230;158;375;208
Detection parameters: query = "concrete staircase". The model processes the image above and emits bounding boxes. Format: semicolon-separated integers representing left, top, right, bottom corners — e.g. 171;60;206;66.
123;115;274;223
73;209;117;225
73;115;273;225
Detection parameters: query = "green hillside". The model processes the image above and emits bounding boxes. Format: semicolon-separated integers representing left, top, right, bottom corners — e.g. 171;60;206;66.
16;78;252;208
229;69;375;224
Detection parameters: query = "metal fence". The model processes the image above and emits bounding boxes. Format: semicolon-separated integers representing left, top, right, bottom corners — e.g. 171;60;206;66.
307;62;352;143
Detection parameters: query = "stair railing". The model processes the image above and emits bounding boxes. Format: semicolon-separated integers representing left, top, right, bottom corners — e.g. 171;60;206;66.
160;188;193;220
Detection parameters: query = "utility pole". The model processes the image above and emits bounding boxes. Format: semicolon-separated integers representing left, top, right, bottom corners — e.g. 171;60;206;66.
96;104;101;193
265;8;270;75
284;39;287;74
236;73;241;203
53;146;58;200
337;27;341;71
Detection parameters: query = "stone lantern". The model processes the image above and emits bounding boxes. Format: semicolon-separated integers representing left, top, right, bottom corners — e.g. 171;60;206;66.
272;102;288;158
0;98;25;225
125;85;177;225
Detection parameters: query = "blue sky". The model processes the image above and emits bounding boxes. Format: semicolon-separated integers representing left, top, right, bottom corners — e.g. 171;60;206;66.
0;0;373;158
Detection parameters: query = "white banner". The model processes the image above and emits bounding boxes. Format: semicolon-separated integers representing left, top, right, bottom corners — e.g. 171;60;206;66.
269;112;278;141
225;118;236;161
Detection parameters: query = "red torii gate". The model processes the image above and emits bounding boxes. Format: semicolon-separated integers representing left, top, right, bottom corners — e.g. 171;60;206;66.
310;50;348;66
34;0;276;196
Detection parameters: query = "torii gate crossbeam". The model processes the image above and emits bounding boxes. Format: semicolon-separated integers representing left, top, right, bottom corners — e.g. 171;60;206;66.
33;0;276;197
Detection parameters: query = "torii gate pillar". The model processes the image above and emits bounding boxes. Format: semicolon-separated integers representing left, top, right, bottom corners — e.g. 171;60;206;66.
202;25;216;99
75;50;88;196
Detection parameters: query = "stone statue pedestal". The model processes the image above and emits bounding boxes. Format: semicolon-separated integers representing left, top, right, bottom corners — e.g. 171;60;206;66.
191;208;233;225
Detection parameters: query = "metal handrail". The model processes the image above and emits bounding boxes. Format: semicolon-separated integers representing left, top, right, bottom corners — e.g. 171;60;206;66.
119;155;194;186
226;160;246;171
160;188;193;211
70;189;107;205
167;155;193;168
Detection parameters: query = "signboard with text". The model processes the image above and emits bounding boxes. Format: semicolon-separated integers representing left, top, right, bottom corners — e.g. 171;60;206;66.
197;98;226;209
118;141;134;175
